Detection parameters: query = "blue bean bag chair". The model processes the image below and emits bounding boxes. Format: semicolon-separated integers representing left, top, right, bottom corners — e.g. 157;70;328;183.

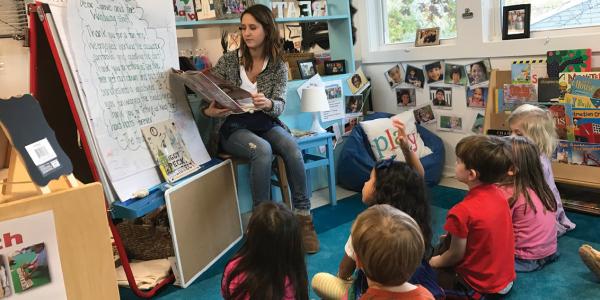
338;112;445;191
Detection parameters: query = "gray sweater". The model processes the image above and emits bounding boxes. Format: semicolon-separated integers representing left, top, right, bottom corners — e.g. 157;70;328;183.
189;51;289;156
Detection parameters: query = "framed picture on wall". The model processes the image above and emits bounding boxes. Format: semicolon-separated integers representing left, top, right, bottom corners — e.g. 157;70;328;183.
502;4;530;40
415;27;440;47
215;0;254;19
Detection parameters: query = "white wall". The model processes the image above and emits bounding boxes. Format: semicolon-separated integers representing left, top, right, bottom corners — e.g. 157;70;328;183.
353;1;600;177
0;39;29;98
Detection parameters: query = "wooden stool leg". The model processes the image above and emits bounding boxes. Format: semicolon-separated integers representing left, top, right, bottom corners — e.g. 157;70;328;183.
275;156;292;209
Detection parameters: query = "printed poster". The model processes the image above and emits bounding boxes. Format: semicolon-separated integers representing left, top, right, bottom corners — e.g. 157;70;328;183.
0;211;66;299
320;80;344;122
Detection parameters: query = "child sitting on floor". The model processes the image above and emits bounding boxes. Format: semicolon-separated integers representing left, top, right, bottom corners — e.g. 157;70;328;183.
500;136;558;272
221;202;308;300
508;104;575;235
312;119;442;299
351;204;434;299
429;135;515;299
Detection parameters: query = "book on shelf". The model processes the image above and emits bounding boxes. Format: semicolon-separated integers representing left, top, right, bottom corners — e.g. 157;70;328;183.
546;49;592;79
170;69;256;114
572;107;600;143
501;84;537;111
537;78;560;102
558;71;600;100
141;119;200;183
552;140;600;168
569;76;600;102
536;102;574;141
563;93;600;109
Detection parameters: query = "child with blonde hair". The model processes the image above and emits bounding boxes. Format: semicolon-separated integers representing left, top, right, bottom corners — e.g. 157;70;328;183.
350;204;434;299
500;136;559;272
507;104;575;235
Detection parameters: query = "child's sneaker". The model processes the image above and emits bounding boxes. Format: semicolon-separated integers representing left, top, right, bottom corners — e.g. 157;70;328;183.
579;244;600;280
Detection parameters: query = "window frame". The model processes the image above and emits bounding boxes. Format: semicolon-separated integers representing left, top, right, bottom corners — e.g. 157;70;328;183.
358;0;600;64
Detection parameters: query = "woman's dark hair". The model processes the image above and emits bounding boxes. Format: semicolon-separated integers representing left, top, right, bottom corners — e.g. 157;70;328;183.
436;89;445;96
239;5;282;71
425;62;441;72
502;136;557;213
372;162;432;255
222;202;308;300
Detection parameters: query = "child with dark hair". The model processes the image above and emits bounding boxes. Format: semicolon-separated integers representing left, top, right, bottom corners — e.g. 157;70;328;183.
425;62;443;83
312;120;441;299
351;204;434;299
508;104;575;235
499;136;558;272
221;202;308;300
429;135;515;299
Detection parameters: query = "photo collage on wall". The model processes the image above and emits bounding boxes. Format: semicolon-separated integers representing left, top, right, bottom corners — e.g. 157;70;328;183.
381;59;491;134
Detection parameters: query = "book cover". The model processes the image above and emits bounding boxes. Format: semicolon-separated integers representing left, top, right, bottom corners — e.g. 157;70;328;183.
552;140;572;164
570;141;600;167
570;76;600;99
503;84;537;111
535;102;574;141
546;49;592;79
174;0;198;21
564;93;600;108
141;120;199;183
530;62;548;90
538;78;560;102
558;71;600;99
511;63;531;84
172;69;255;114
572;108;600;143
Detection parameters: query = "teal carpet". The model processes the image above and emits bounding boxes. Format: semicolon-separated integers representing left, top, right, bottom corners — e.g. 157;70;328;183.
120;186;600;299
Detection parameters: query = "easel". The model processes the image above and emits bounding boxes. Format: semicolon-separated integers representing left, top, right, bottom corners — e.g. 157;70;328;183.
0;105;119;299
27;3;175;297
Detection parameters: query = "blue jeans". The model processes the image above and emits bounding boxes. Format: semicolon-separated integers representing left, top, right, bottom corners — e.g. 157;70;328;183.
515;252;560;272
220;126;310;210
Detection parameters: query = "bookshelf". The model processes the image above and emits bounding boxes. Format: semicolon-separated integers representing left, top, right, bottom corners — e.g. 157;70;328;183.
484;70;600;215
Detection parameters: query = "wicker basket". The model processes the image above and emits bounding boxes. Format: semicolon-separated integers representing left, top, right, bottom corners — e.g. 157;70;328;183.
283;52;315;80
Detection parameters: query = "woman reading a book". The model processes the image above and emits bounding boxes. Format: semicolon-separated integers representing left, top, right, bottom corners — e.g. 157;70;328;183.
200;4;319;253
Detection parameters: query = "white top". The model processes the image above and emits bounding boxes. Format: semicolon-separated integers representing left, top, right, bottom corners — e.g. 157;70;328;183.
344;235;356;260
239;56;269;94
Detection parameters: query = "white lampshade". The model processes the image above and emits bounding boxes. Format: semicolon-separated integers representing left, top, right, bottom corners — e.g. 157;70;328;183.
301;86;330;112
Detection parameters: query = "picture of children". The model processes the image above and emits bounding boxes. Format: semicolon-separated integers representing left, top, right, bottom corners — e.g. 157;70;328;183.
415;27;440;46
439;115;463;132
0;256;11;298
324;60;345;75
395;87;416;107
413;105;435;125
8;243;51;293
430;87;452;108
404;65;425;88
385;64;403;88
444;64;467;86
298;60;316;79
508;9;526;35
347;68;368;94
467;60;489;86
424;61;443;83
467;87;488;108
345;95;363;114
471;113;485;134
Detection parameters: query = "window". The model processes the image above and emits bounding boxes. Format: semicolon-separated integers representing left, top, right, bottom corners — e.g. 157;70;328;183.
503;0;600;31
383;0;457;44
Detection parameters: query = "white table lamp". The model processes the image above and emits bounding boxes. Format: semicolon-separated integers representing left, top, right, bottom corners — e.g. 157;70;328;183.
301;86;330;133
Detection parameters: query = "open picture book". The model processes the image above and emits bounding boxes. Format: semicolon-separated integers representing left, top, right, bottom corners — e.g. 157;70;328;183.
170;69;256;114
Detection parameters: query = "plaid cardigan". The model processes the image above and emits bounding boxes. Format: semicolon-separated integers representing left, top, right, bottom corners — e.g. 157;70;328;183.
198;51;289;156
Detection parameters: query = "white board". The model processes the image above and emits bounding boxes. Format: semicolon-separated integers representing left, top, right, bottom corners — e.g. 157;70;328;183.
49;0;211;201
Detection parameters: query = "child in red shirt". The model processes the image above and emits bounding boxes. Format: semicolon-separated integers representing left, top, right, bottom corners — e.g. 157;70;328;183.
429;135;516;298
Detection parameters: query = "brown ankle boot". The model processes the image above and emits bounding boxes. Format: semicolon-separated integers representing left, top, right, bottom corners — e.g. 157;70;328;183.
296;214;320;254
579;244;600;280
